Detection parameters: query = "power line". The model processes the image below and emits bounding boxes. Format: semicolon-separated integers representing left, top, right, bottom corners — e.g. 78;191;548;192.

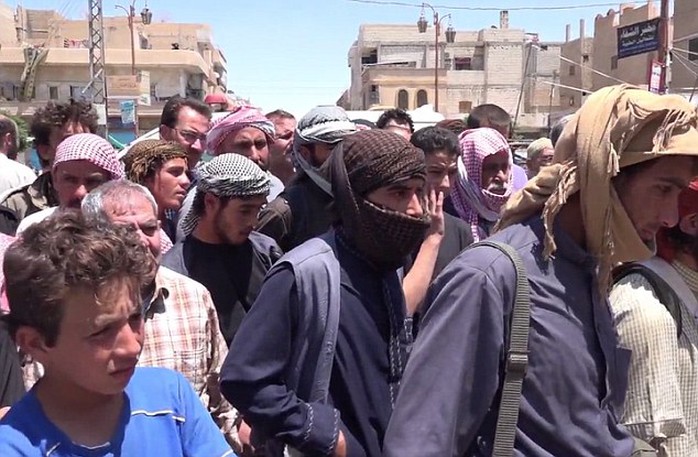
559;55;631;86
345;0;660;12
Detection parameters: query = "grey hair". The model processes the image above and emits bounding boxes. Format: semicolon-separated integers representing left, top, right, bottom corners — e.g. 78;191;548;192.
82;179;158;223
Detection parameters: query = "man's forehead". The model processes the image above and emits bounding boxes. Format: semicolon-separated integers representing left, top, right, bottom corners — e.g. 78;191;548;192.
176;107;209;130
106;198;156;218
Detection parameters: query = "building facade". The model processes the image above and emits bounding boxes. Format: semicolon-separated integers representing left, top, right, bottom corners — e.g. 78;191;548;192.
559;20;593;113
672;0;698;95
346;12;563;130
0;1;227;141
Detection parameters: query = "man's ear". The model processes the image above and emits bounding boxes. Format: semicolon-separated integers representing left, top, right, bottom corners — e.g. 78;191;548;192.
14;326;51;364
203;193;219;214
158;124;170;140
679;213;698;237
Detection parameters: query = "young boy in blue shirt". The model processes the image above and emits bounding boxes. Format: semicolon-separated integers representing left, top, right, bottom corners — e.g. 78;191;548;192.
0;211;235;457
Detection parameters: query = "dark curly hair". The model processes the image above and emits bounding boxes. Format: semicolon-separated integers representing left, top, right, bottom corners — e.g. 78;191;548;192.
30;100;99;147
3;210;157;346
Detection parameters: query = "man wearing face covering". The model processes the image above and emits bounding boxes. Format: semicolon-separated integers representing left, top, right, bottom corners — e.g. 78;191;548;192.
384;85;698;457
220;129;430;457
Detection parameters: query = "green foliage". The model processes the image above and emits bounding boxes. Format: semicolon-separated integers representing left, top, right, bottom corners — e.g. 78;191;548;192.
0;111;30;152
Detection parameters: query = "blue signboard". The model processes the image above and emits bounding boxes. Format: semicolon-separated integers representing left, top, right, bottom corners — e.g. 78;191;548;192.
617;18;660;59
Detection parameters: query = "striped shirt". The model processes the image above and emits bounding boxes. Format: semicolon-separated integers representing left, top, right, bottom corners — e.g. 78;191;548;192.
610;260;698;456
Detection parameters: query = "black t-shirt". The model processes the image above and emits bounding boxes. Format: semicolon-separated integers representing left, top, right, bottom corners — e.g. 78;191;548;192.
0;325;24;407
182;237;268;345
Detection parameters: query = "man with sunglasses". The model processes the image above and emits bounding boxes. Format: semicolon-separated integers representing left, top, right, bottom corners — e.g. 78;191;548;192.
159;96;212;173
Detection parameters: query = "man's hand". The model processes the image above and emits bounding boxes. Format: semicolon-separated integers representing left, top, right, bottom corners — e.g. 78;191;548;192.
238;419;255;456
334;431;347;457
0;406;9;419
425;190;445;239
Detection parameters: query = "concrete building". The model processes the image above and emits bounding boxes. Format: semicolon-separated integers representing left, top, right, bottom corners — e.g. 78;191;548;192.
0;1;227;142
672;0;698;95
559;20;593;112
592;2;662;92
346;11;563;130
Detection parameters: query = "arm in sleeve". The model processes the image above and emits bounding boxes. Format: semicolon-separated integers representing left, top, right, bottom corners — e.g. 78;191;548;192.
403;235;442;316
0;326;24;407
384;256;507;457
201;287;241;451
220;267;341;456
610;275;694;456
176;370;236;457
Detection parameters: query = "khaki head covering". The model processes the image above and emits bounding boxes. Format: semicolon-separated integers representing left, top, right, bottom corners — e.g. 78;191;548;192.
496;84;698;291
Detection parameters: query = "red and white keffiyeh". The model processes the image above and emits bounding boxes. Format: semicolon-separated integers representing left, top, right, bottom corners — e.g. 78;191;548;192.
52;133;124;179
451;127;513;241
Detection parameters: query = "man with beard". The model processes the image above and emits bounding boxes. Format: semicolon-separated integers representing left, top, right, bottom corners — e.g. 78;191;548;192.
610;180;698;455
0;115;35;195
450;127;513;241
256;105;357;252
525;137;554;178
162;153;282;346
384;85;698;456
206;105;284;201
15;133;123;233
266;109;297;186
220;129;431;457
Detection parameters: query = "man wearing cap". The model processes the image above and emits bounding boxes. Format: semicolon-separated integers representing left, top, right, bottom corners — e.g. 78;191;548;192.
384;85;698;456
450;127;514;242
221;129;430;457
15;133;123;233
162;153;282;346
204;93;231;113
525;137;554;178
206;105;284;201
257;105;357;252
610;180;698;455
123;140;190;246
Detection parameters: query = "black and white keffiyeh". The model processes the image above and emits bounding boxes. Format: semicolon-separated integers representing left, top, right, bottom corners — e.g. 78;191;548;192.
180;153;270;236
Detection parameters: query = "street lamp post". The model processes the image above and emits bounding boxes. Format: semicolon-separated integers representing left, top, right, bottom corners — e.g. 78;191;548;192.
114;1;152;138
418;3;456;114
115;0;152;75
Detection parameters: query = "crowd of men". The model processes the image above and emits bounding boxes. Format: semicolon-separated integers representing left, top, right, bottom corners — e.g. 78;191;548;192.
0;84;697;456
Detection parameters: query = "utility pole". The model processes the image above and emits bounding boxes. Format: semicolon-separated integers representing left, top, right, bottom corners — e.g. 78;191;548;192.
88;0;108;135
657;0;670;93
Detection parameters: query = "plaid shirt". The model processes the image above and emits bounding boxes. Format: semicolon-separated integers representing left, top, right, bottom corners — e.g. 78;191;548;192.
610;260;698;456
139;266;239;447
22;266;240;449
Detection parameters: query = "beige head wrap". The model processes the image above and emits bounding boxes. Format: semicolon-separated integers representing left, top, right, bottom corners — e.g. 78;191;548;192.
497;84;698;291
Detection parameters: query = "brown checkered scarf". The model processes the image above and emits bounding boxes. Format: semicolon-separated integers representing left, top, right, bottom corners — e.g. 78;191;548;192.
330;129;430;269
122;140;188;184
497;84;698;292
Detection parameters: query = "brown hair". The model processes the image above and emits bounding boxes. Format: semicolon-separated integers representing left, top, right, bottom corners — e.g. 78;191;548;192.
123;140;188;184
30;100;99;147
3;210;156;346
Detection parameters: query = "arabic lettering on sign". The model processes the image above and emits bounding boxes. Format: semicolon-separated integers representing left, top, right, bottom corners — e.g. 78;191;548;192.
617;18;660;59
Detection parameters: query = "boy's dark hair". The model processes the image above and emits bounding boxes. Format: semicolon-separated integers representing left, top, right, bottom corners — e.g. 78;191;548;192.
266;109;295;121
466;104;511;136
30;100;99;147
160;96;212;128
550;114;574;146
3;210;156;347
435;118;468;136
376;108;414;133
410;126;460;158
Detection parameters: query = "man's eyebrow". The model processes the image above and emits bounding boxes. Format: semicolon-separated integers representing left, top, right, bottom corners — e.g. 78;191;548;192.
658;177;691;189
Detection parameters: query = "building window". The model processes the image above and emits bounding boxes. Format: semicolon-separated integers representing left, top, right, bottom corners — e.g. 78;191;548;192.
454;57;472;71
568;65;575;76
49;86;59;100
70;85;84;100
690;38;698;61
611;55;618;70
582;54;590;63
459;101;472;113
416;90;428;107
397;89;409;110
150;83;157;98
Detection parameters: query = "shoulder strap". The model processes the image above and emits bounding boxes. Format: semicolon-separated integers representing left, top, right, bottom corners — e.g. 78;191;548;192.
613;263;683;337
475;241;531;457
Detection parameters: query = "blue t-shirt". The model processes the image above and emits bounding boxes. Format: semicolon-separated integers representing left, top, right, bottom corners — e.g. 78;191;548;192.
0;367;235;457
